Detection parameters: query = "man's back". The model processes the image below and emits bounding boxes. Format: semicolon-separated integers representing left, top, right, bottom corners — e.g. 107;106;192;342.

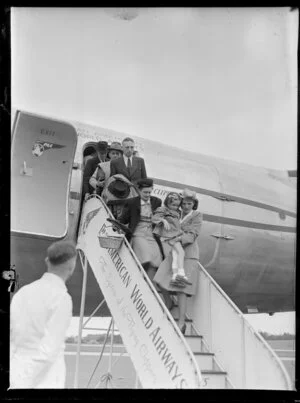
10;273;72;388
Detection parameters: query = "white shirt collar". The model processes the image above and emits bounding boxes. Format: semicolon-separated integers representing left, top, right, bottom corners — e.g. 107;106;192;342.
42;272;67;291
141;199;151;206
180;210;193;223
123;155;133;164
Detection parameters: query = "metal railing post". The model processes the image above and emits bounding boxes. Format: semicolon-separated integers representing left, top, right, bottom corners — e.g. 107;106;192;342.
208;280;213;351
242;319;246;388
107;319;114;388
74;251;88;388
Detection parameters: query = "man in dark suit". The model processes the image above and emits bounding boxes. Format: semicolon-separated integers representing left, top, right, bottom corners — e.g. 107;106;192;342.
118;178;164;281
83;141;110;200
110;137;147;185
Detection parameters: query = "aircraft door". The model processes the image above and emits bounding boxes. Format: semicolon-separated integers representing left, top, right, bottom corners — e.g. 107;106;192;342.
11;111;78;238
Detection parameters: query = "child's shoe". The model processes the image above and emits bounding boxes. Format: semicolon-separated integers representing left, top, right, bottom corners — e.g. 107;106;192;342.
177;269;192;285
177;268;187;279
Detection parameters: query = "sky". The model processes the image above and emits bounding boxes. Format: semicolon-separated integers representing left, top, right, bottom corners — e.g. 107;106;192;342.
11;7;298;170
11;8;297;336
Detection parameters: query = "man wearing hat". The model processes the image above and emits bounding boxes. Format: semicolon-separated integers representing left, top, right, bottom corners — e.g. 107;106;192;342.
110;137;147;185
101;174;139;219
83;141;109;200
118;178;164;281
89;142;123;195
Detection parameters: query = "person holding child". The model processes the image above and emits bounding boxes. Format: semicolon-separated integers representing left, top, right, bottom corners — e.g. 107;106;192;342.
153;189;203;334
118;178;164;281
89;142;123;195
152;192;190;285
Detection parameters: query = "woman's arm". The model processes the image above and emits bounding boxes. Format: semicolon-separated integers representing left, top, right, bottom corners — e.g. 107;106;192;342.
181;212;203;246
151;207;167;224
89;167;99;190
89;165;105;190
151;207;171;231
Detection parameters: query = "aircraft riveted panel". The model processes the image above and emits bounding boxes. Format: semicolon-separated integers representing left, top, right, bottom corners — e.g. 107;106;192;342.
210;162;296;313
11;111;78;238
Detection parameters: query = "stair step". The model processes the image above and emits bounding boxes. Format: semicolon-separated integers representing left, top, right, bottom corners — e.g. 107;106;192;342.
173;317;192;322
193;352;214;371
173;319;193;336
185;335;203;352
200;370;227;389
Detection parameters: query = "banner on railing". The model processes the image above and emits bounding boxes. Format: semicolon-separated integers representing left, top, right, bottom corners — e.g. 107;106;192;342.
77;197;202;389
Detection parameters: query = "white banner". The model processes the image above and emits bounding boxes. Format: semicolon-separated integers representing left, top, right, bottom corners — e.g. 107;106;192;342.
77;196;202;389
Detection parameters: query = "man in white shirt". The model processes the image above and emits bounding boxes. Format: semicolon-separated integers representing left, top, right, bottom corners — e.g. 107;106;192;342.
10;240;77;389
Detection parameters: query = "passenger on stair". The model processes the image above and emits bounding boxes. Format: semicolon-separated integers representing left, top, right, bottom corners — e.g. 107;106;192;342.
110;137;147;185
83;146;97;168
118;178;164;282
89;142;123;196
154;189;203;334
83;141;110;201
102;174;139;219
152;192;190;285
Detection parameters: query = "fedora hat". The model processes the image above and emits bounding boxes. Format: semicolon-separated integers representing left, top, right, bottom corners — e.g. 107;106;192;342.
96;141;108;152
108;142;123;153
108;179;130;199
180;188;197;200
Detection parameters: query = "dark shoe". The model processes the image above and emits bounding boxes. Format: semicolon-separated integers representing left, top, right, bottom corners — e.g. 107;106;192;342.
170;275;190;287
170;279;186;288
180;323;186;335
166;299;175;311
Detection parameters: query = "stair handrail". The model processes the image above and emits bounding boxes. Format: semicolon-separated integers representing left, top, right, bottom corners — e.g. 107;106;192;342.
76;194;202;388
187;261;293;390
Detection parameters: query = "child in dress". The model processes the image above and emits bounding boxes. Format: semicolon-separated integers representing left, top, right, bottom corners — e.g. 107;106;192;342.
152;192;189;284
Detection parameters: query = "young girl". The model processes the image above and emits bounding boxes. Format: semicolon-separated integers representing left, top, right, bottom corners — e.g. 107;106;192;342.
152;192;189;284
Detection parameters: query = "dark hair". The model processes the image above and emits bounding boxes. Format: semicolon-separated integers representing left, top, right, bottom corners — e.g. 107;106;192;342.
137;178;153;189
83;146;96;157
163;192;181;207
47;240;77;266
122;137;134;144
181;198;199;210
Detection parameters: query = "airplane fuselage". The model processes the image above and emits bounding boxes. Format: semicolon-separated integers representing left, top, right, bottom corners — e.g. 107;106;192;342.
11;111;296;316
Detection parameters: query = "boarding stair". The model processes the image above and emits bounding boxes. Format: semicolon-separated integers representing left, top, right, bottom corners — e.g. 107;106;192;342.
170;303;230;389
75;195;293;390
76;195;202;389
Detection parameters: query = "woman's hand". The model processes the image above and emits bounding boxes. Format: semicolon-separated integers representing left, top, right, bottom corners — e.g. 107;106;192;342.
96;180;105;189
169;234;182;245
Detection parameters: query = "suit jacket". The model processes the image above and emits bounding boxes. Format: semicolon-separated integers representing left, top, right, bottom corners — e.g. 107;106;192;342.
180;210;203;259
110;156;147;184
83;156;109;195
119;195;162;239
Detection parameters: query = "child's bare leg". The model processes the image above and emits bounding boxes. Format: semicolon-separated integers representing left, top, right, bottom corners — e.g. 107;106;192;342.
173;242;187;279
171;248;178;281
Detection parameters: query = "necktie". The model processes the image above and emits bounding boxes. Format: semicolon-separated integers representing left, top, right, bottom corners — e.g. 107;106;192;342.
127;158;132;176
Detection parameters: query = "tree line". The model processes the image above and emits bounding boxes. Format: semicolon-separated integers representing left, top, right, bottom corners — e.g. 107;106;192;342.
259;331;295;340
66;333;123;344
